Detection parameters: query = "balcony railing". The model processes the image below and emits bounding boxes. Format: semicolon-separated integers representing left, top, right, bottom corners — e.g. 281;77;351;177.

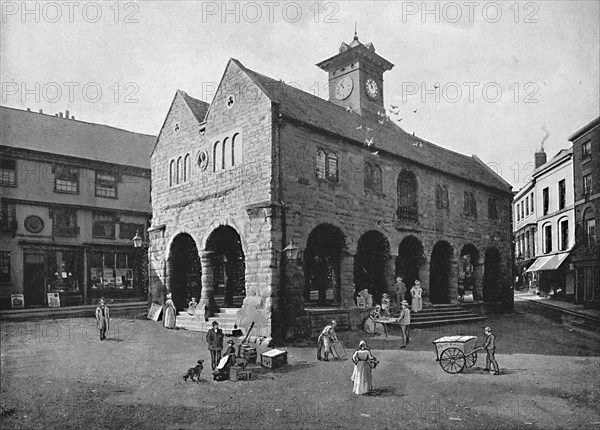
396;206;419;223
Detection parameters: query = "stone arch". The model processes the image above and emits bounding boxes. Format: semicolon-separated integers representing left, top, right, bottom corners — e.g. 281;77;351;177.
396;235;425;304
483;247;502;302
167;233;202;311
304;223;346;306
205;225;246;307
429;240;454;304
354;230;390;305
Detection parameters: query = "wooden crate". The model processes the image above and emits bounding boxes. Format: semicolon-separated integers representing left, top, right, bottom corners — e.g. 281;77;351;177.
260;349;287;369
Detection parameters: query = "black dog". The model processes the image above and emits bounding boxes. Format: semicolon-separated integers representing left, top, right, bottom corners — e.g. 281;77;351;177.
183;360;204;381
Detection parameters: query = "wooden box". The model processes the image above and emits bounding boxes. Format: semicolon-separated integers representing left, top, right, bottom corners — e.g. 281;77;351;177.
260;349;287;369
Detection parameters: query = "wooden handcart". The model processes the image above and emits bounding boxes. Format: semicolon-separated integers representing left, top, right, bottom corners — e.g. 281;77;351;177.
433;335;478;374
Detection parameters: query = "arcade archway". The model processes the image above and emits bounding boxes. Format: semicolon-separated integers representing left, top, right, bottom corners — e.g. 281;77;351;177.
168;233;201;311
354;230;390;305
429;241;454;304
304;224;345;306
483;247;502;302
205;226;246;307
396;235;424;304
459;244;480;300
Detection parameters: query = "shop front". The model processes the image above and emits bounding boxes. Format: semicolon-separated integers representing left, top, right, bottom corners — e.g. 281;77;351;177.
88;247;146;304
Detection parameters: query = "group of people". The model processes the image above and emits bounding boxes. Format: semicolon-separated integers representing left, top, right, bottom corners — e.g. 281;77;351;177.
394;276;423;313
206;320;239;381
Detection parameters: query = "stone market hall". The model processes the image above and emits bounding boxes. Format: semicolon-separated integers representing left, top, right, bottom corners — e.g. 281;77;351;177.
148;36;513;340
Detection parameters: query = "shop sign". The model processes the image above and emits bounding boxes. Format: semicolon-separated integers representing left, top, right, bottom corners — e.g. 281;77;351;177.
11;294;24;309
147;303;163;321
47;293;61;308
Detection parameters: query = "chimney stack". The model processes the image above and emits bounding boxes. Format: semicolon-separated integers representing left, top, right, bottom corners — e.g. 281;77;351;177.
39;109;43;114
26;108;31;111
65;110;69;119
534;145;547;169
59;112;63;118
71;115;75;120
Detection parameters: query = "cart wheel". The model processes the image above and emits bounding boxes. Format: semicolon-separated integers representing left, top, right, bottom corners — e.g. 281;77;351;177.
466;351;477;368
439;348;466;374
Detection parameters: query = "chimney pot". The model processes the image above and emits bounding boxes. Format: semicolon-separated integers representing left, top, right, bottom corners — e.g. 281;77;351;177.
39;109;43;114
71;115;75;120
59;112;63;118
65;109;69;119
27;108;31;111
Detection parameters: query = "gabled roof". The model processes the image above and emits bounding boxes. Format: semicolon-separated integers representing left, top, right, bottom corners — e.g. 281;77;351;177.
234;59;512;193
180;90;209;123
0;106;155;169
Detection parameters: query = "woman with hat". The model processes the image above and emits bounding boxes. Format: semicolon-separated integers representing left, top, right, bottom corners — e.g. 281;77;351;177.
410;280;423;313
351;340;377;395
163;292;176;329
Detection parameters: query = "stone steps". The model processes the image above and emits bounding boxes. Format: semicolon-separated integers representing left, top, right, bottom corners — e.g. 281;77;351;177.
175;307;242;335
391;304;485;328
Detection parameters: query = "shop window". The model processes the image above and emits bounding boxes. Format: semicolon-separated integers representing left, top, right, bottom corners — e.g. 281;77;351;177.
95;171;118;198
54;165;79;194
47;250;82;294
119;222;145;240
51;208;78;236
0;251;10;283
582;140;591;161
543;187;549;215
583;174;593;196
0;158;16;186
558;179;566;210
0;200;17;233
559;218;569;251
89;251;136;291
92;213;116;238
488;198;498;220
544;224;552;254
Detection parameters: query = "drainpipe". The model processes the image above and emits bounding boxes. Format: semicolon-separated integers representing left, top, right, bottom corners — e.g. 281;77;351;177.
274;102;287;342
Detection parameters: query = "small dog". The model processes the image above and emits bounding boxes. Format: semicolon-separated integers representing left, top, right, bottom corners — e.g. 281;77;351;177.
183;360;204;382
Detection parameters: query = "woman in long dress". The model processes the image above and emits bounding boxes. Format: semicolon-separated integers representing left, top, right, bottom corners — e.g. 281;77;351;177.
163;292;176;329
364;305;386;335
351;340;375;395
411;280;423;313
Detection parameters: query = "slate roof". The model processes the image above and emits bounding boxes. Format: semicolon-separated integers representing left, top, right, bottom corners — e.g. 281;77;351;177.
179;90;209;123
0;106;156;169
234;59;512;194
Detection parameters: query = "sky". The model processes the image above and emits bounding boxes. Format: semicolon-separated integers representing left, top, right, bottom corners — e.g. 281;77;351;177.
1;0;599;191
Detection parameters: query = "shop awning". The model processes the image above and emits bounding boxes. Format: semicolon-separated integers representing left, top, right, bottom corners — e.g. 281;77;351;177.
526;252;571;272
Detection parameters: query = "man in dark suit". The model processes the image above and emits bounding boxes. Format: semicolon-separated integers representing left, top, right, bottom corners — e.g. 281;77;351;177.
206;321;224;370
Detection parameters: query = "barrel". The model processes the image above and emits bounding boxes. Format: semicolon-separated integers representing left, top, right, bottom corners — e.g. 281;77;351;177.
245;347;257;364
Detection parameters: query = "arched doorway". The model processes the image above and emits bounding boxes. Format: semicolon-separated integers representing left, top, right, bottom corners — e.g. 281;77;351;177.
354;231;390;305
168;233;201;311
483;247;501;302
205;226;246;307
459;244;479;300
429;241;454;304
304;224;345;306
396;235;424;304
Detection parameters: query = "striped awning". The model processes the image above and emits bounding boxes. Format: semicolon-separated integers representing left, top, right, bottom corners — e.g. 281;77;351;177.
526;252;571;272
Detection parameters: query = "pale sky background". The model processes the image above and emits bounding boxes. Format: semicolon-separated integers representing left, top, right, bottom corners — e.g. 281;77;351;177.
1;1;598;191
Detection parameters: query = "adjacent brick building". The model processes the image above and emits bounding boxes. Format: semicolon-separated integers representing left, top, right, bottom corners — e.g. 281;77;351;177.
0;106;154;309
569;116;600;306
149;36;514;340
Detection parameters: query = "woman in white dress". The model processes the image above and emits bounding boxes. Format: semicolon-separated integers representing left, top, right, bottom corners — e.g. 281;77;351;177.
163;292;176;329
411;280;423;313
351;340;376;395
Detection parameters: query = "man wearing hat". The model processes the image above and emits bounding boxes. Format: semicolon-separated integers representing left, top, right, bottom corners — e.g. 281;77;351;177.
398;300;411;348
95;299;110;341
206;321;224;370
476;327;500;375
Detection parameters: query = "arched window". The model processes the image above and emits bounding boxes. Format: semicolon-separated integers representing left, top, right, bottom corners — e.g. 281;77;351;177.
543;223;552;254
169;160;175;187
232;133;242;166
223;137;231;170
442;186;449;208
372;165;382;192
397;170;418;222
213;141;222;173
326;152;338;182
317;149;326;179
558;217;569;251
176;157;183;184
184;154;190;182
435;184;443;208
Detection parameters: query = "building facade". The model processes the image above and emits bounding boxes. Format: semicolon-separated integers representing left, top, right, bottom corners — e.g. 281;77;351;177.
518;146;575;297
149;37;514;340
0;107;155;309
569;116;600;306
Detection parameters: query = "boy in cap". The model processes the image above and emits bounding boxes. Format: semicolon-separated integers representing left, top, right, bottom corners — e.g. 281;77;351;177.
95;299;110;341
398;300;411;348
206;321;224;370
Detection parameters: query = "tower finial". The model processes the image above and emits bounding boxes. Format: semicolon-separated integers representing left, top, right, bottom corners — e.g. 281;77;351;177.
354;22;358;40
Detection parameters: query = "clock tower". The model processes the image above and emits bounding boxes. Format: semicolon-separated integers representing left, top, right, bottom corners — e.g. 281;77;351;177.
317;34;394;119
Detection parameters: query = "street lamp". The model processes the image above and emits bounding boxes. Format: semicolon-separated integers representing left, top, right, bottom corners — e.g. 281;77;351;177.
132;230;143;248
282;240;301;260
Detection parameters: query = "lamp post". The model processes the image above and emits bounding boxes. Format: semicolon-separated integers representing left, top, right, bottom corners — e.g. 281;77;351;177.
132;230;147;300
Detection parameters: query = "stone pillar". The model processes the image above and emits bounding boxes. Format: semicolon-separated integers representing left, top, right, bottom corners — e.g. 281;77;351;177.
199;251;219;314
419;256;431;305
340;252;355;307
473;257;484;302
449;258;459;304
385;255;396;295
83;247;88;305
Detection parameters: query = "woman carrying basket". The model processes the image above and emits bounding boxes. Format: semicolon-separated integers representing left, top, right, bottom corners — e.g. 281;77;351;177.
351;340;378;395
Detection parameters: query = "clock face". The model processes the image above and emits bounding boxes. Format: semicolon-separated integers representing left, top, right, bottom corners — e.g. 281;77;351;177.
365;78;379;100
334;76;354;100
